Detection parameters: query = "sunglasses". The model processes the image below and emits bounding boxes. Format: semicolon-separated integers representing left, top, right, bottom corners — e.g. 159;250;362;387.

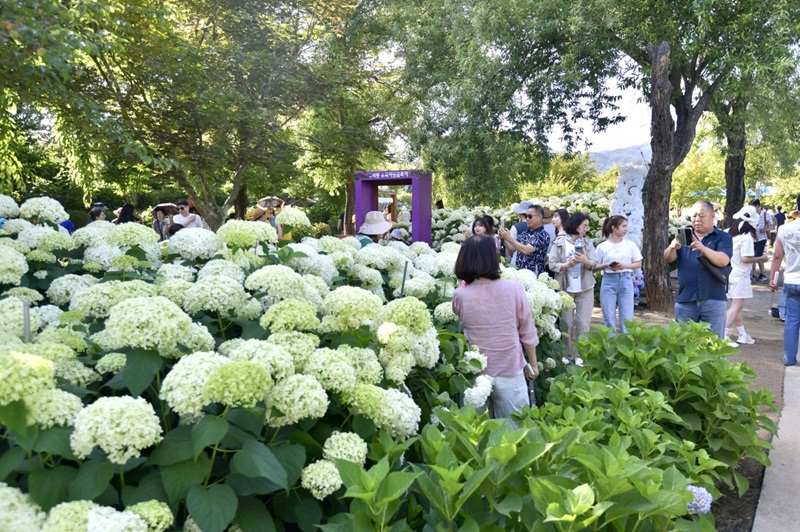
526;214;540;219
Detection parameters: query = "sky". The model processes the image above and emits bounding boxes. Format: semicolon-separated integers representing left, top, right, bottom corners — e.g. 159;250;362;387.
548;87;652;153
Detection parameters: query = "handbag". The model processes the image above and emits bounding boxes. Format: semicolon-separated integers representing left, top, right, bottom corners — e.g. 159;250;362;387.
697;255;732;290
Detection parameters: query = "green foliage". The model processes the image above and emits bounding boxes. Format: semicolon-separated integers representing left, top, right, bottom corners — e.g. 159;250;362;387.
518;153;609;198
576;320;777;493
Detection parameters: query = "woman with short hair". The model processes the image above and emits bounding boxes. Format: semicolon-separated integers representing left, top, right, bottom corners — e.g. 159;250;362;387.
452;235;539;421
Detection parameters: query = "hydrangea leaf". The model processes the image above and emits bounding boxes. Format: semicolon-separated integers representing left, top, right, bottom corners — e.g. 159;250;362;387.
34;427;75;459
230;440;288;490
0;446;26;482
187;484;238;532
160;454;210;504
29;465;78;510
68;460;114;501
233;495;276;532
105;349;163;397
192;415;229;460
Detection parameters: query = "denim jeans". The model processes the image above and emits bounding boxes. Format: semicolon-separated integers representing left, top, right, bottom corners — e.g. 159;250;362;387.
783;284;800;366
674;299;727;339
600;272;634;334
779;286;787;319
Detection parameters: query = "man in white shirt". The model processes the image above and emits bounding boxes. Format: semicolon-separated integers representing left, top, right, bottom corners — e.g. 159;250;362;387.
171;200;204;229
749;199;768;281
770;195;800;366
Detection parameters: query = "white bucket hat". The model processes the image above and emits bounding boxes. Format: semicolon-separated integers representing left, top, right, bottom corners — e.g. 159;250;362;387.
359;211;393;235
733;205;757;222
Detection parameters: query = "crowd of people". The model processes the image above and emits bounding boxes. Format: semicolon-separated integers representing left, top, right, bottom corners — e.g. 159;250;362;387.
86;199;210;241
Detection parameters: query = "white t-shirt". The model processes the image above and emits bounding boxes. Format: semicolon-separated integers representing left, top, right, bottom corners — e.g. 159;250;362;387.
564;239;582;293
755;210;768;242
172;212;204;229
778;222;800;285
595;239;642;274
729;234;755;280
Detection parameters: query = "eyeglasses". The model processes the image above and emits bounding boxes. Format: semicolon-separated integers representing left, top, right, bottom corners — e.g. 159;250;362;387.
179;206;188;211
526;214;541;219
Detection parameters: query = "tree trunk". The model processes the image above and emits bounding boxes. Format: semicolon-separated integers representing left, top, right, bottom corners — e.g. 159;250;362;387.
642;42;676;312
233;182;249;220
711;95;748;228
344;174;356;235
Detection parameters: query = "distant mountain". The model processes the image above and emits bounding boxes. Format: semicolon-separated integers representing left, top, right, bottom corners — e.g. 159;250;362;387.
588;143;651;173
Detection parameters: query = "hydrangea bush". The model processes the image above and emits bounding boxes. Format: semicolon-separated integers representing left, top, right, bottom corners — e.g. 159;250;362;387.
0;196;771;530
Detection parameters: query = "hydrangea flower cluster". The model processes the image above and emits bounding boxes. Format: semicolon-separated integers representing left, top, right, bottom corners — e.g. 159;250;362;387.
43;500;98;532
46;274;98;305
226;340;295;380
36;326;87;352
95;352;127;374
0;194;20;218
245;265;323;308
304;348;357;394
300;459;342;500
0;245;28;285
202;361;273;408
107;222;160;248
39;231;76;252
275;206;311;227
344;384;420;439
72;220;115;247
86;505;148;532
609;165;646;247
167;228;223;261
0;349;55;405
217;219;278;249
284;243;339;285
266;374;329;427
17;224;56;249
322;431;368;465
25;388;83;428
2;218;33;235
156;263;196;284
127;501;174;532
267;331;321;371
196;259;244;284
182;275;255;317
319;286;383;333
70;279;158;318
464;374;494;409
19;196;69;225
337;344;383;384
160;351;229;421
70;396;163;464
686;485;713;515
0;482;45;530
260;298;320;332
0;296;41;339
91;296;194;356
462;347;488;374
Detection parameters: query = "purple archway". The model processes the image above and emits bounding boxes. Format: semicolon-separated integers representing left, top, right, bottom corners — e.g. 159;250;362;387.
354;170;432;244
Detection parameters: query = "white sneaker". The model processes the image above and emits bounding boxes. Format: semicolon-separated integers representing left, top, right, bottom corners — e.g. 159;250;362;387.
737;333;755;345
723;336;739;348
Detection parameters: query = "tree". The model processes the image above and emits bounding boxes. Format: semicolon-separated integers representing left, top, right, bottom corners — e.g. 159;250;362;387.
389;0;799;310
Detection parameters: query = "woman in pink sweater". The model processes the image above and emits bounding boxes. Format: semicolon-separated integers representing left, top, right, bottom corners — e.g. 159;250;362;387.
452;235;539;420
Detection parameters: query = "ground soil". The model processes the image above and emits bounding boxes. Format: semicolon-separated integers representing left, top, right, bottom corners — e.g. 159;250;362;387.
590;274;785;531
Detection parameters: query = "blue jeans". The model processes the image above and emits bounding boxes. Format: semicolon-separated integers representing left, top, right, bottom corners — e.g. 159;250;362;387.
674;299;727;339
783;284;800;366
779;286;787;319
600;272;634;334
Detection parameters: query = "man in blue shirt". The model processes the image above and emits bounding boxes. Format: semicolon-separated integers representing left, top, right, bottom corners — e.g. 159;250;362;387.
500;204;551;276
663;200;733;338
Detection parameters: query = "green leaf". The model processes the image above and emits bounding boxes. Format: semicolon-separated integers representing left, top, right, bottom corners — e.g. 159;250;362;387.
234;495;276;532
69;460;115;501
187;484;238;532
29;465;78;510
495;492;523;517
160;454;211;504
192;416;229;460
272;444;306;487
34;426;75;458
105;349;163;397
0;400;29;436
226;408;263;436
122;473;169;506
147;426;194;466
375;471;421;504
230;440;288;490
0;446;26;481
295;496;323;531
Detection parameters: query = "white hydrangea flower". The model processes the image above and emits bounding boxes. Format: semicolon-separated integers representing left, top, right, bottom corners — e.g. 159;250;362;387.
19;196;69;225
182;274;254;317
36;326;86;352
218;338;246;356
2;217;34;235
267;331;320;371
167;228;223;261
17;224;56;249
0;194;20;219
96;352;127;374
304;348;357;394
161;351;229;421
350;264;383;289
86;506;148;532
106;222;159;248
344;384;420;439
156;263;196;284
91;296;194;356
300;460;341;500
275;206;311;227
43;500;99;532
337;345;383;384
46;274;98;306
0;482;46;531
464;375;494;409
72;220;115;247
433;302;458;324
0;246;29;285
202;361;273;408
0;296;41;339
83;243;124;270
126;501;173;532
25;388;83;428
0;236;31;254
39;231;76;253
245;265;323;309
266;373;329;427
323;431;368;465
70;396;163;464
284;244;338;285
227;340;295;381
196;259;245;284
156;278;194;305
413;253;437;276
463;347;488;374
55;359;101;387
318;286;383;333
318;235;356;255
260;298;320;333
217;219;278;249
355;245;389;270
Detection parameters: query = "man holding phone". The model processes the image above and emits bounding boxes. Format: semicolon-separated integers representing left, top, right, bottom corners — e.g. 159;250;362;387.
664;201;733;338
499;205;551;275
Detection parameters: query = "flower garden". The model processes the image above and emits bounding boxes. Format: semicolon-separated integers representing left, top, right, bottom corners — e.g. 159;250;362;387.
0;193;777;531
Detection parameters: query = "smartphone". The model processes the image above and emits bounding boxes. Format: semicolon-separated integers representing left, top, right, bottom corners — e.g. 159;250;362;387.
678;227;693;246
610;261;619;268
574;244;584;255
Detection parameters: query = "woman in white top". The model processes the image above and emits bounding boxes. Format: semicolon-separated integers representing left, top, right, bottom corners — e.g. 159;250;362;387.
725;206;769;345
595;215;642;334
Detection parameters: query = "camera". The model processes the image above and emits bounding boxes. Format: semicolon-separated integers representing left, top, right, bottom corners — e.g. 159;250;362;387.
677;227;693;246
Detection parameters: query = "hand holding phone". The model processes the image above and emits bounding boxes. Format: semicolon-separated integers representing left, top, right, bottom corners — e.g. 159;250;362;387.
677;227;693;246
610;261;620;270
574;244;584;255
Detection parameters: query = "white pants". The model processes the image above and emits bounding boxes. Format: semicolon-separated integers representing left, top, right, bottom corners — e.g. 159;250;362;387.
487;371;529;426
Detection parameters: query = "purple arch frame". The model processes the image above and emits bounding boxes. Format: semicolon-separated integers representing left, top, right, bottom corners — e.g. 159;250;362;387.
354;170;432;244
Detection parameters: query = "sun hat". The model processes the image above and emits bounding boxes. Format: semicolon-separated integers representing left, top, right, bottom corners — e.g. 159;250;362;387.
359;211;393;235
513;201;533;214
733;205;757;222
541;207;553;223
389;229;404;241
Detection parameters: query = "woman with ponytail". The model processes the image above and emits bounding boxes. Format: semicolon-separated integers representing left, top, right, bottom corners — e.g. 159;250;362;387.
594;215;642;334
